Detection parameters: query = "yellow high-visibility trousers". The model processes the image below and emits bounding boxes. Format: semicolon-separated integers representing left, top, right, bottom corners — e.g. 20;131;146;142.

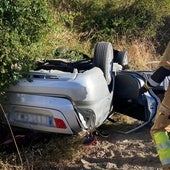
150;84;170;169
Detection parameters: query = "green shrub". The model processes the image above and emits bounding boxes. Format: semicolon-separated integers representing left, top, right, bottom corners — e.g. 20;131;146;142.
53;0;170;42
0;0;54;92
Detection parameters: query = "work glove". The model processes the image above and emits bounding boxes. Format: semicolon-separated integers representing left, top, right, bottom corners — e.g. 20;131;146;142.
139;81;153;95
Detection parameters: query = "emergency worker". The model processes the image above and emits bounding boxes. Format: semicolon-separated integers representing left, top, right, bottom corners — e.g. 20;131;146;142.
140;41;170;170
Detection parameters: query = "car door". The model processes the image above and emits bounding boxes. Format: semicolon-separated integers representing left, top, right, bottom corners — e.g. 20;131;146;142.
112;71;165;123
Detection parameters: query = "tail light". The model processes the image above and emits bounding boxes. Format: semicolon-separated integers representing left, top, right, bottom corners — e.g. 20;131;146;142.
54;118;67;129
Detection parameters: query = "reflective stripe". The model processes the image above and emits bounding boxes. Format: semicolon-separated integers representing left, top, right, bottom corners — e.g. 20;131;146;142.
156;141;170;150
148;77;159;87
161;158;170;166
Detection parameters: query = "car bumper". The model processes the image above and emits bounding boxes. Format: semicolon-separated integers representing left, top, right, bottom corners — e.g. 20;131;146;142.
8;93;83;134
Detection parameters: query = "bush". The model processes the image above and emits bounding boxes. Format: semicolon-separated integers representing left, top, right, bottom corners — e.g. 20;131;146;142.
0;0;54;92
53;0;170;42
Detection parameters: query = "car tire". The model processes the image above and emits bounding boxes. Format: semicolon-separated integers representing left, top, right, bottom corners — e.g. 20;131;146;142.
114;51;129;69
93;42;113;85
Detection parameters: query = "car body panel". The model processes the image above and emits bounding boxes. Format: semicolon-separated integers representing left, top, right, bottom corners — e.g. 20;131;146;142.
8;95;82;134
7;67;113;134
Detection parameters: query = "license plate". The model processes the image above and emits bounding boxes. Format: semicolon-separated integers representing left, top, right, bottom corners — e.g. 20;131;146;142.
13;112;53;126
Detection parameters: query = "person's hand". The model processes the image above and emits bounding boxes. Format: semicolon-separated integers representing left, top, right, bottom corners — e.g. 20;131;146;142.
139;81;153;95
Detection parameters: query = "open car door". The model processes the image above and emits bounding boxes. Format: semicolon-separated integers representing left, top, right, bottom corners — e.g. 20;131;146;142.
112;70;169;133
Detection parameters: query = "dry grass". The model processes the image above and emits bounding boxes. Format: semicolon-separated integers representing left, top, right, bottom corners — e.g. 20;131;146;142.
41;27;92;59
35;21;160;70
113;38;159;70
128;40;158;70
0;129;85;170
0;160;23;170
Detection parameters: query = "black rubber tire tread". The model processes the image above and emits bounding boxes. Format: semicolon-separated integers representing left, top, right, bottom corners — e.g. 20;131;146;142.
93;42;113;85
114;51;129;68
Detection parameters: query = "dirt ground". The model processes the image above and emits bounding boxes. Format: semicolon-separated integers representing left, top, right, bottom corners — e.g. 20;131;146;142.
54;116;162;170
65;130;161;170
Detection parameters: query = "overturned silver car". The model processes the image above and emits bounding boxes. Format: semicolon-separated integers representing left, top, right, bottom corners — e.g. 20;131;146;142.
6;42;169;135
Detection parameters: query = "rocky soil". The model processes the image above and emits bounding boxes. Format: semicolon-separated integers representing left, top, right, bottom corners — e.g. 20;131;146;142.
47;114;163;170
57;125;162;170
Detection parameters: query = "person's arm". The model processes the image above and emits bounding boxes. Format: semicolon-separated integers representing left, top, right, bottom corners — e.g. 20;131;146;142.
149;66;170;84
140;67;170;94
140;41;170;94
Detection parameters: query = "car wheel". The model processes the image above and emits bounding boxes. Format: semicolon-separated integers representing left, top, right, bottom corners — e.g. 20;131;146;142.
114;51;129;69
93;42;113;85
